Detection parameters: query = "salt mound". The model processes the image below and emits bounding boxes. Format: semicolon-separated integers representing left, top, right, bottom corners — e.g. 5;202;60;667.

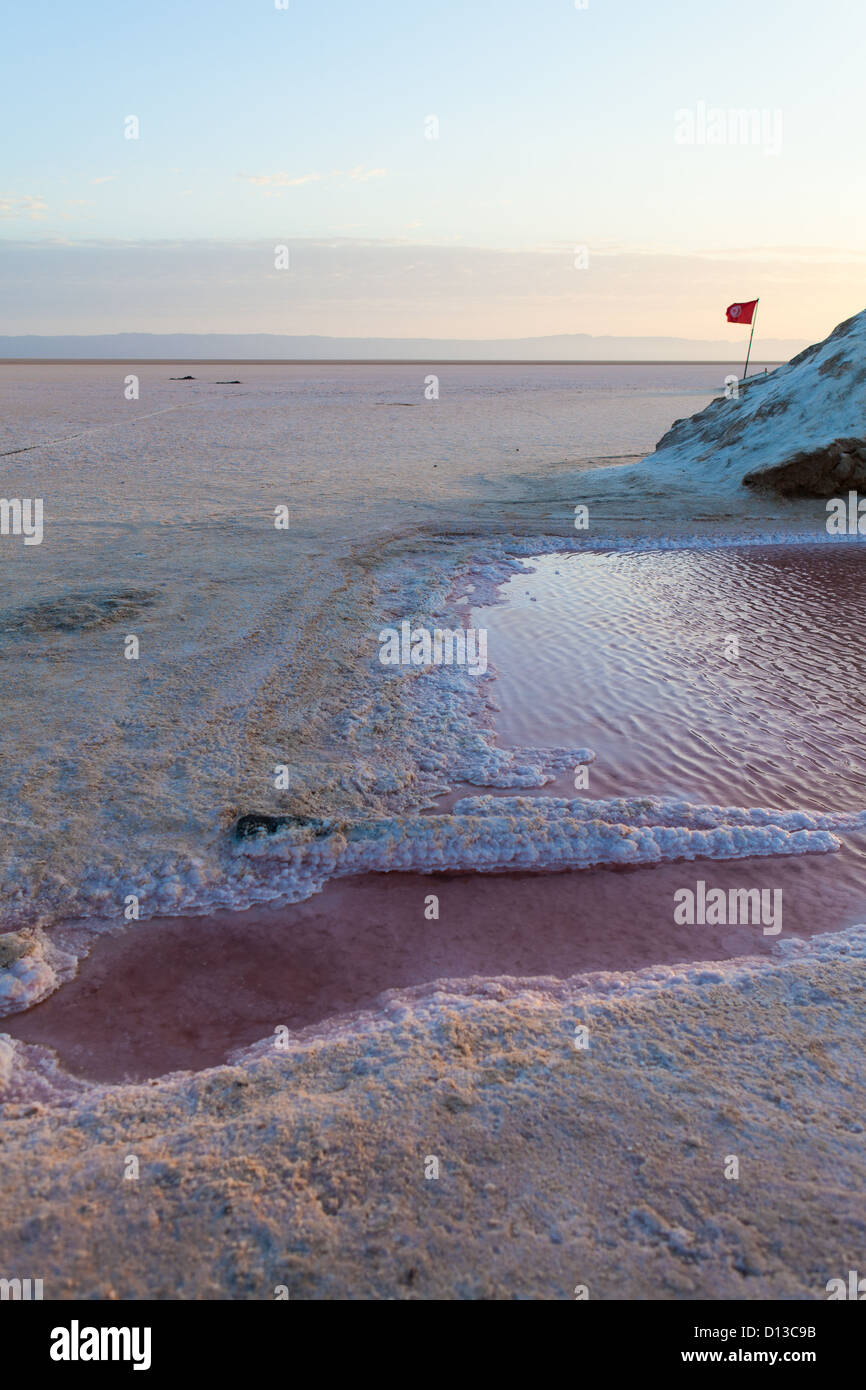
593;308;866;498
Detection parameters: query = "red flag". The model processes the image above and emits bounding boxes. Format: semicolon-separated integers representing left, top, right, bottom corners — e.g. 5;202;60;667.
726;300;758;325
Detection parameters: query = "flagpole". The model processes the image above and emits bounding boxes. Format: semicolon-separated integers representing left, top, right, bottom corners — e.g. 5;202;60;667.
743;298;759;380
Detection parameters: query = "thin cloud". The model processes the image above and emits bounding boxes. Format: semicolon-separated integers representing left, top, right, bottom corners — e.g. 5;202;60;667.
238;167;386;188
90;175;116;186
347;166;387;182
1;237;851;348
0;193;47;220
239;171;324;188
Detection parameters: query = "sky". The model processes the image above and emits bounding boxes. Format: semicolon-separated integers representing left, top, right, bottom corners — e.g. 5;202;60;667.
2;0;865;347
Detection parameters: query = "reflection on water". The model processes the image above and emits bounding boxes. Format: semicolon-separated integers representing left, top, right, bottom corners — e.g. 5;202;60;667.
477;544;866;815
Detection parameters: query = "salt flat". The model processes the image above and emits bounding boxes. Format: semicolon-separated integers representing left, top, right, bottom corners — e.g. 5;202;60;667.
0;338;864;1299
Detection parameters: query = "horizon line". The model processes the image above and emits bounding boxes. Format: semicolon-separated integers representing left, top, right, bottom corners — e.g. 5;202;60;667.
0;357;783;367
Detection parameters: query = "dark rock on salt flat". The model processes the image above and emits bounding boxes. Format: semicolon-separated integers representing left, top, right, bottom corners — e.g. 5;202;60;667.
0;932;32;969
234;811;334;840
169;374;195;380
743;435;866;497
1;589;157;634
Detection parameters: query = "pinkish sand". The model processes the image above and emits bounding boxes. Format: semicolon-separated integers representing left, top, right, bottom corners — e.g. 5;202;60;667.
2;926;864;1300
3;329;866;1299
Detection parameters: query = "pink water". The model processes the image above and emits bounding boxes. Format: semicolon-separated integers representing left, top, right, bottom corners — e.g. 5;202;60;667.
472;544;866;815
7;541;866;1082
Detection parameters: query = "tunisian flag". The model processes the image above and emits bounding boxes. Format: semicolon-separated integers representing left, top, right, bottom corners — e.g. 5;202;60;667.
726;300;758;324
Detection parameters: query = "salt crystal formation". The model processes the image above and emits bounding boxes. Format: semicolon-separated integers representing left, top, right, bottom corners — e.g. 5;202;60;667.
232;795;858;903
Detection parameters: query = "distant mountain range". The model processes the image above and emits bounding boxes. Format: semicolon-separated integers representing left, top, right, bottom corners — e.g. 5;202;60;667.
0;333;802;362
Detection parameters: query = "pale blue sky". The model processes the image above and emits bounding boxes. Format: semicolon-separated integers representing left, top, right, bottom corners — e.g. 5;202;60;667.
3;0;865;342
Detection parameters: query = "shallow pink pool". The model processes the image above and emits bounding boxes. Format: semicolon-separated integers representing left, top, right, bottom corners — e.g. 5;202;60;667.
6;541;866;1082
473;543;866;814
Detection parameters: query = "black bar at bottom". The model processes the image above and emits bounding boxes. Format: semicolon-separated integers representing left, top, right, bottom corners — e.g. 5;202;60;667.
3;1297;859;1375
